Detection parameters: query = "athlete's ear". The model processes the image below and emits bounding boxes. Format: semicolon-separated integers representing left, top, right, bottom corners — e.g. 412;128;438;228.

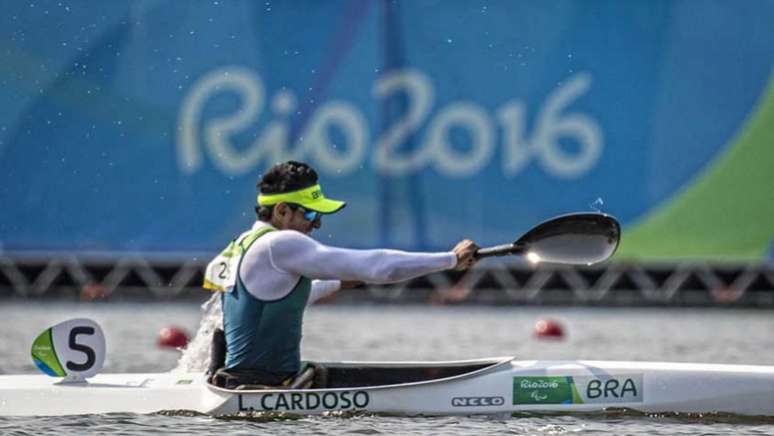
268;202;289;228
275;202;289;217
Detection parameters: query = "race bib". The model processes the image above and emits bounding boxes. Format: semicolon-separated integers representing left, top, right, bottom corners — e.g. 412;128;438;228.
203;227;275;292
203;245;241;292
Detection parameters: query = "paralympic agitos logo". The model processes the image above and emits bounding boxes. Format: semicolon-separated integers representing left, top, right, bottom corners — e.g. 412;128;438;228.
238;391;370;412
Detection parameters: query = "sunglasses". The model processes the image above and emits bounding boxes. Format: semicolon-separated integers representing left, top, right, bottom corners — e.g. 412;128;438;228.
288;204;321;222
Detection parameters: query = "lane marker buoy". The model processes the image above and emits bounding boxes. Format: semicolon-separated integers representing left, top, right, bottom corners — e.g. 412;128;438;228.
534;319;565;340
158;326;190;349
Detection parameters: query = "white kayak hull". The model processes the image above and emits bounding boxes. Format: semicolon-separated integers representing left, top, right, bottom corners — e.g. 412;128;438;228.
1;357;774;417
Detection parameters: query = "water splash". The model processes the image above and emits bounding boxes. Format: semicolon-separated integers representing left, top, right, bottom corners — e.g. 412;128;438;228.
589;197;604;213
173;293;222;373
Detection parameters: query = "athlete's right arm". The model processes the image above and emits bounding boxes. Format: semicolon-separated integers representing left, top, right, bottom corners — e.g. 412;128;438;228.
266;231;459;284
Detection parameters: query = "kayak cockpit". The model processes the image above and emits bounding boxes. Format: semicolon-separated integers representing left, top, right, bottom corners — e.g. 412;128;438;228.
207;357;512;391
323;357;510;388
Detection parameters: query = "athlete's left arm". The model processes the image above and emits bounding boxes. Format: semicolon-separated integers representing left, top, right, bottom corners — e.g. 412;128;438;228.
308;280;341;305
307;280;366;305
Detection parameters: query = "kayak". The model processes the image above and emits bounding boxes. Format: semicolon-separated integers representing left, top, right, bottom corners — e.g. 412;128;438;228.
2;356;774;417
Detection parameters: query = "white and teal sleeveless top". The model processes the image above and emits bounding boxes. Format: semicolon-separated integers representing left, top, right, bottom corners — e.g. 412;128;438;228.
220;226;307;374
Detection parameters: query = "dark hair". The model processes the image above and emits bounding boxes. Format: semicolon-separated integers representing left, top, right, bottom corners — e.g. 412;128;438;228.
255;161;319;220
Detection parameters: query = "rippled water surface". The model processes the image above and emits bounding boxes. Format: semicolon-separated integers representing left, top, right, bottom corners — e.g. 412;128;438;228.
2;301;774;435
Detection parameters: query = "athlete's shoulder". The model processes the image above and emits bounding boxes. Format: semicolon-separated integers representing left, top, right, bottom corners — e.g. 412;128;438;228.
263;228;315;244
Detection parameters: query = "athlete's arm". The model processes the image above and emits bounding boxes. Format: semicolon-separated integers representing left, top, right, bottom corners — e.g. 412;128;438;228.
267;231;457;284
308;279;341;305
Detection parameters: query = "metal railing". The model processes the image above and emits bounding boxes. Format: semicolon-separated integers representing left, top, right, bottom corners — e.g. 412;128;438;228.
1;256;773;306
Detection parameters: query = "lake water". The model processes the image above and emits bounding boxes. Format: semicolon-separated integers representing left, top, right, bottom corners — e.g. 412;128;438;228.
1;300;774;435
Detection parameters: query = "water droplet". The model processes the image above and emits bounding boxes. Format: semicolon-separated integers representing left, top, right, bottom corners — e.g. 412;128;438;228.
589;198;604;212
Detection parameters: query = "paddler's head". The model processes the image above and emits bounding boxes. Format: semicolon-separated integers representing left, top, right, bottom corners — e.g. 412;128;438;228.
255;161;346;234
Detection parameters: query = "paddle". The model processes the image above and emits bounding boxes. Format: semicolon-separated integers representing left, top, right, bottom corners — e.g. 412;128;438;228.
474;212;620;265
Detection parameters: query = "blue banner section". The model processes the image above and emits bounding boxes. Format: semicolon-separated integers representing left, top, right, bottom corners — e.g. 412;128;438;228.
1;1;773;256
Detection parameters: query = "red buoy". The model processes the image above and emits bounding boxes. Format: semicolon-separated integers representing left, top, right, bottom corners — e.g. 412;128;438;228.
80;283;108;301
157;326;190;349
534;319;565;340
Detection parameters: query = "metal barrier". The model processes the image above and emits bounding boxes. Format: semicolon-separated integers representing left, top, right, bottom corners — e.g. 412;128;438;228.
1;256;773;306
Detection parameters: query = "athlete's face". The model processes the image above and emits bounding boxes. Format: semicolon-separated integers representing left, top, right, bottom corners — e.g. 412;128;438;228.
272;203;321;234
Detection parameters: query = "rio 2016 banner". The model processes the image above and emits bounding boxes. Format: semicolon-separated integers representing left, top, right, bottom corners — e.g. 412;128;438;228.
1;1;773;260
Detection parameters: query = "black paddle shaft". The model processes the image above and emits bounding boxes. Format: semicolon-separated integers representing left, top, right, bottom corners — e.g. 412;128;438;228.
475;242;527;258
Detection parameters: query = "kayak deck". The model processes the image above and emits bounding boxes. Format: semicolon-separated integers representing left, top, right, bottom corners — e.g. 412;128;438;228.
0;372;209;416
1;358;774;417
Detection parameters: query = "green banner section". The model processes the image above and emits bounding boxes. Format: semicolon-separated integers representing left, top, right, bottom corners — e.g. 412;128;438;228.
512;376;583;405
30;329;65;377
618;74;774;260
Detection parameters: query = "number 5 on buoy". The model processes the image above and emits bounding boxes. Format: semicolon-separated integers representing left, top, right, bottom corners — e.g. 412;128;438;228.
30;318;106;382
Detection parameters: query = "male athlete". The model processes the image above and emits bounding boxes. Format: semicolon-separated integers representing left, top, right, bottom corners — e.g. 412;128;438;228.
205;161;479;389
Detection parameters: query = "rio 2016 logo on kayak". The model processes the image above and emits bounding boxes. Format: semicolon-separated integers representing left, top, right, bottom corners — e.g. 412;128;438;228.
177;67;602;179
512;375;643;405
237;391;370;412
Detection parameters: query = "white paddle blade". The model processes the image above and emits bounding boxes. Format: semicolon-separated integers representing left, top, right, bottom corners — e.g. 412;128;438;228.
31;318;106;381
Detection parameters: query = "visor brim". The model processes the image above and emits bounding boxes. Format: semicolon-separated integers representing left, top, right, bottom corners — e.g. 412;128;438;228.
300;198;346;214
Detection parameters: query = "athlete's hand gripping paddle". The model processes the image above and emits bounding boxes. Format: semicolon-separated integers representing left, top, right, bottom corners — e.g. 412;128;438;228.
474;213;620;265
